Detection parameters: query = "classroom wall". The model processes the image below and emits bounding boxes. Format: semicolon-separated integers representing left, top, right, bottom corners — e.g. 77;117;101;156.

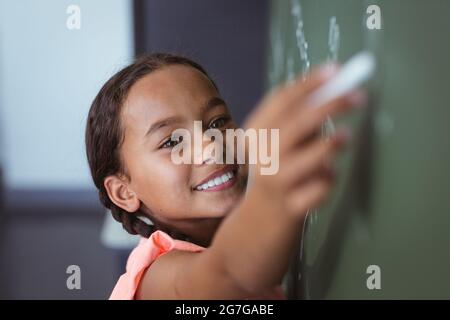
134;0;269;126
0;0;133;189
0;0;134;299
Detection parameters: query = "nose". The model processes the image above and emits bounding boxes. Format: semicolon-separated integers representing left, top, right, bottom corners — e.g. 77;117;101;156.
192;138;220;166
193;135;229;166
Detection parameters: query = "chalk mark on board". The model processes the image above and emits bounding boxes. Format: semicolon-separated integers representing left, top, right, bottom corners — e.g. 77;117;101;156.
291;0;310;76
323;16;341;137
286;55;296;83
328;16;340;63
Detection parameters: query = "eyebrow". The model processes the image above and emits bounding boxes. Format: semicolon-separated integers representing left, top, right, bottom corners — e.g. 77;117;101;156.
144;97;226;138
144;116;183;138
201;97;226;113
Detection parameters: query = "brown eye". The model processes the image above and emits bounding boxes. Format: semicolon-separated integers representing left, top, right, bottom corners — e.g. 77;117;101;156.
161;135;183;149
209;116;229;129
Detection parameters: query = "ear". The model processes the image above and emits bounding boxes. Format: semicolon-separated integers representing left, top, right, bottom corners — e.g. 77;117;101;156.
104;175;140;213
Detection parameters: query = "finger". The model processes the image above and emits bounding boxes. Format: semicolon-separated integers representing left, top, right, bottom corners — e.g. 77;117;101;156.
295;126;321;150
261;64;340;122
283;63;340;107
280;128;350;187
280;90;364;153
280;128;349;186
306;89;367;122
285;172;334;218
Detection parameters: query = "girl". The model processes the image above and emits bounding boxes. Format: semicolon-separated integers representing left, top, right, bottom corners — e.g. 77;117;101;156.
85;53;364;300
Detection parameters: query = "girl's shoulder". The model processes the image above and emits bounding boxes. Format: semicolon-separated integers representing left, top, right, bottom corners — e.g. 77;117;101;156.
109;230;205;300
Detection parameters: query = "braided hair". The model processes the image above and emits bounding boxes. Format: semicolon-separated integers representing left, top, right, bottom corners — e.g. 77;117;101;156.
85;53;218;241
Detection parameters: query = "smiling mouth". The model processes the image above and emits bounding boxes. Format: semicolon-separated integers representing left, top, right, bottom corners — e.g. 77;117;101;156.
194;165;238;192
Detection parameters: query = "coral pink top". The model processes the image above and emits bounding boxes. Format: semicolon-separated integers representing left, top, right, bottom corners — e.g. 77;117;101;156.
109;230;286;300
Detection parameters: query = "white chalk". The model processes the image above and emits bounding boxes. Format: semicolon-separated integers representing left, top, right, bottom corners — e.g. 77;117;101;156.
306;51;376;108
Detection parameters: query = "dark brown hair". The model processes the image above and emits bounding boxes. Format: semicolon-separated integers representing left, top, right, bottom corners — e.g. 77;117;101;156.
85;53;218;240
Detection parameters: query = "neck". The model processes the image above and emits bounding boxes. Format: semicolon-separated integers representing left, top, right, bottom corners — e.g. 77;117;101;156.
148;212;224;248
181;217;224;247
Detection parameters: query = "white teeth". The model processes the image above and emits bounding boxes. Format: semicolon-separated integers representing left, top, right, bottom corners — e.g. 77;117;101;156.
196;171;235;191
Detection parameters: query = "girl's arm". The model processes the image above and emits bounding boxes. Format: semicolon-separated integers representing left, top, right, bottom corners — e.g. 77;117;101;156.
136;66;363;299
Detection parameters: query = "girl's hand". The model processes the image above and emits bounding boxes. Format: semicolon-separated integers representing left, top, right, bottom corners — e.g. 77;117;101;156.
243;65;365;220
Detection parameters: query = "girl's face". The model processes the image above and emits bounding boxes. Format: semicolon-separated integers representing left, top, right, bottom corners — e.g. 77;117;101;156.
117;65;248;239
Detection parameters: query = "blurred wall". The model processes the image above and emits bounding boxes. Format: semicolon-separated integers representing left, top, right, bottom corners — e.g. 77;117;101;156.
0;0;133;189
0;0;134;299
134;0;269;125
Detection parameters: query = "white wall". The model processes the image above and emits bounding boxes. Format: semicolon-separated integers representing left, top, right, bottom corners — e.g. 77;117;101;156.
0;0;134;189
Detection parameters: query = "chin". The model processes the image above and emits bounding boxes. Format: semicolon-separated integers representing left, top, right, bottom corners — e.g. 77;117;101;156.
199;195;241;218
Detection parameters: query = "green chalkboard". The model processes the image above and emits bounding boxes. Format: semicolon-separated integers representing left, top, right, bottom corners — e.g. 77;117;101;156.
268;0;450;299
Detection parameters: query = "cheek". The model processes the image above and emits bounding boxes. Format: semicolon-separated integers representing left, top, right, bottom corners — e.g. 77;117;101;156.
134;156;193;212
